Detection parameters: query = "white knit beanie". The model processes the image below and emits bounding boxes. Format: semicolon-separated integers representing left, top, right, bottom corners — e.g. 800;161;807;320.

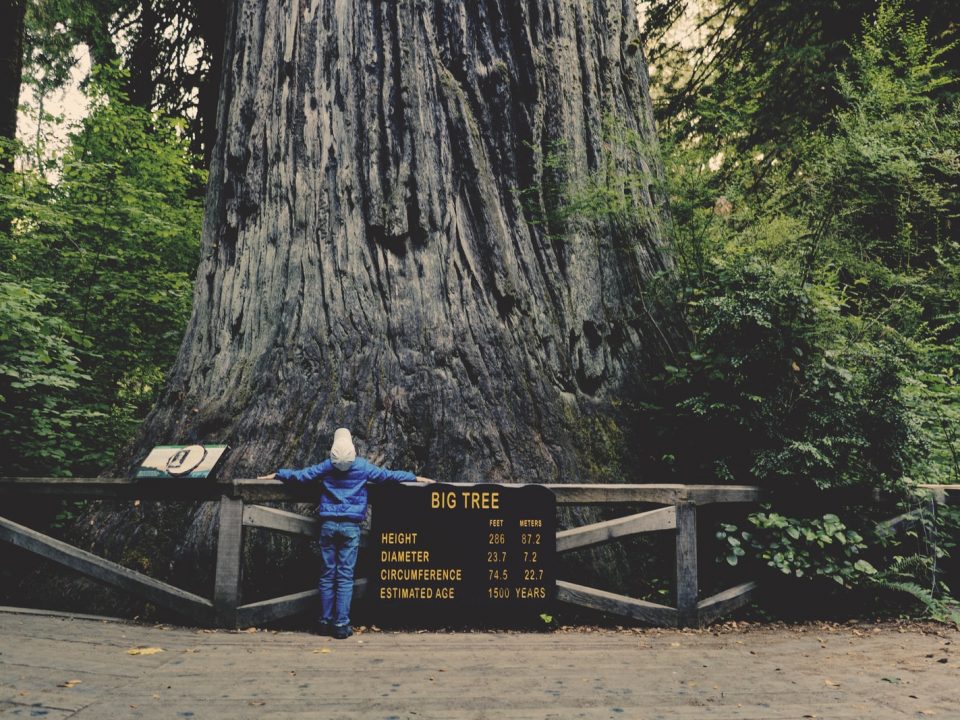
330;427;357;471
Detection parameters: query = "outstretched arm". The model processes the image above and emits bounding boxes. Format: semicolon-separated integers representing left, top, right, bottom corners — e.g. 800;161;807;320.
260;461;332;484
364;459;417;484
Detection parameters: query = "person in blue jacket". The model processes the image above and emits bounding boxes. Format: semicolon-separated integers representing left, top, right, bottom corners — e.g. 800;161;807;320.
260;428;432;639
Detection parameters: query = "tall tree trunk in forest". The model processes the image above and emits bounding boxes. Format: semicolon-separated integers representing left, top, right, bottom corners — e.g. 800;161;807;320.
0;0;27;173
193;0;227;164
82;0;685;608
135;0;680;479
125;1;160;109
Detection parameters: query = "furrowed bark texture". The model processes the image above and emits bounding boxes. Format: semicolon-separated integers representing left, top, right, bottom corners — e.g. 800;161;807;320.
132;0;679;483
77;0;686;609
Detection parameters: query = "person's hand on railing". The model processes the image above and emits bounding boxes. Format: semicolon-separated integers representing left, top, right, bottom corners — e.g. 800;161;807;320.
257;473;277;480
415;476;435;484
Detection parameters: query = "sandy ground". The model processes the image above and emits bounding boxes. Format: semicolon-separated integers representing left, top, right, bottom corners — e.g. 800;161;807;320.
0;607;957;719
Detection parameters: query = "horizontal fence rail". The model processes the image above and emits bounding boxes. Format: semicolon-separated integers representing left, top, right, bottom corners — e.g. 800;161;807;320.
0;477;762;505
6;477;945;629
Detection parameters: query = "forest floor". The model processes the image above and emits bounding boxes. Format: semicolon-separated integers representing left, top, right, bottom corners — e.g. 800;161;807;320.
0;607;956;719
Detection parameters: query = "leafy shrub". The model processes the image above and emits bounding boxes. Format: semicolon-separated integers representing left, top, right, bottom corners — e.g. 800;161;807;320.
717;511;877;585
0;64;205;475
0;274;90;475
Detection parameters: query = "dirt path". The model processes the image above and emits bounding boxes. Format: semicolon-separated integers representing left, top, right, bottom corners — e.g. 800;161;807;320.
0;608;956;719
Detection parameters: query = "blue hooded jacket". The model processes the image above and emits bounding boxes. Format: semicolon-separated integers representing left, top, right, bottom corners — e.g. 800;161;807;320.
276;458;415;521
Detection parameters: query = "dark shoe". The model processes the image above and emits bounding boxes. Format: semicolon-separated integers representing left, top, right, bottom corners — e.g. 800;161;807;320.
332;624;353;640
316;621;331;636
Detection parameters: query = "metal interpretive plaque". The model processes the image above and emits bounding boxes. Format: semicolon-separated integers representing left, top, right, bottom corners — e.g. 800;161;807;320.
370;483;555;624
135;445;229;479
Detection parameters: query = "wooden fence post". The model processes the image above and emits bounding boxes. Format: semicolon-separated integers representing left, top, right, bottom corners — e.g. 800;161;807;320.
675;501;699;628
927;494;939;593
214;495;244;628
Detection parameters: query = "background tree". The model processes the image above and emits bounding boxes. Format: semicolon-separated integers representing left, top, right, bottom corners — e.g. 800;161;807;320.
19;0;226;165
0;0;27;172
70;0;227;161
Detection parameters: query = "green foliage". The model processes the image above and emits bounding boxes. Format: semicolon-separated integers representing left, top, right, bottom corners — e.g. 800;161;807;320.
640;0;958;167
650;262;920;492
880;580;960;625
802;3;960;487
717;511;877;586
518;118;662;243
0;63;204;475
650;1;960;614
52;499;90;529
871;498;960;623
22;0;223;159
0;274;91;474
24;0;86;96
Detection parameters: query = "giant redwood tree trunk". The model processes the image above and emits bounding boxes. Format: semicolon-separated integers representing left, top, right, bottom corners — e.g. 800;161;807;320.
131;0;680;480
80;0;685;607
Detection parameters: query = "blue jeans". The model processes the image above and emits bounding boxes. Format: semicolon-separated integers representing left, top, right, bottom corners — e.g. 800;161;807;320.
318;519;361;627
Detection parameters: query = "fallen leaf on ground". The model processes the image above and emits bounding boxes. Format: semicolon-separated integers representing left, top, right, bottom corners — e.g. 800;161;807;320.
248;700;266;706
127;647;164;655
58;679;82;688
824;679;840;687
312;648;332;654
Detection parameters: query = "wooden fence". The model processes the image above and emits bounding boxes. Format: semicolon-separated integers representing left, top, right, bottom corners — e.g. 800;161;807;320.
0;477;779;628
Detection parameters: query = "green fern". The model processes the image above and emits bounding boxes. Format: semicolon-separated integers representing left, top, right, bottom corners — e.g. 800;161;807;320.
877;578;960;627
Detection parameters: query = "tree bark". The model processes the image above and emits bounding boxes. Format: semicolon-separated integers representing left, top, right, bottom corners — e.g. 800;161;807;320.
0;0;27;172
132;0;680;479
80;0;687;609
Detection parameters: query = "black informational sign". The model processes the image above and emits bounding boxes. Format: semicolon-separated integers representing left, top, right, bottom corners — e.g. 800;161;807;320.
370;483;555;625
